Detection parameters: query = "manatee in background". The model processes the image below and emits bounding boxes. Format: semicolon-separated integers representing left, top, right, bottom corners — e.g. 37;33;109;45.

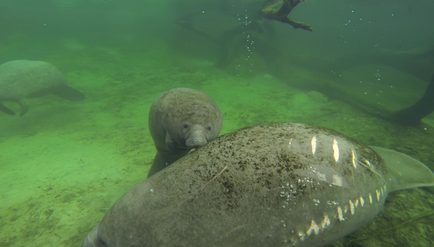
147;88;222;177
81;122;434;247
0;60;85;116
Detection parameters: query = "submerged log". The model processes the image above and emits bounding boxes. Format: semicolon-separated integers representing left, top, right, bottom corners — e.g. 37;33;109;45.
173;1;434;127
392;72;434;125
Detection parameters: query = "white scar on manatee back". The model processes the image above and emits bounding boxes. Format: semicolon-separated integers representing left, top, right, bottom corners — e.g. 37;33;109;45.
284;131;434;246
81;123;434;247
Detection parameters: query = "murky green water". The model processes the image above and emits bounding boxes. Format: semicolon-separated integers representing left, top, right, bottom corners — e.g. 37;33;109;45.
0;0;433;246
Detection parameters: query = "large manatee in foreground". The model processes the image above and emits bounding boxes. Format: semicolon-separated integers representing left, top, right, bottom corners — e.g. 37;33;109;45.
0;60;85;116
82;123;434;247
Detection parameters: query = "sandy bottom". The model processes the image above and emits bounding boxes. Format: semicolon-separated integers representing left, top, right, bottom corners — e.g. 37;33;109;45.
1;39;434;246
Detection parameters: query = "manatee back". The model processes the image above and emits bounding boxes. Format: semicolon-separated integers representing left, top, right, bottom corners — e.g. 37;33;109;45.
94;123;434;247
0;60;68;100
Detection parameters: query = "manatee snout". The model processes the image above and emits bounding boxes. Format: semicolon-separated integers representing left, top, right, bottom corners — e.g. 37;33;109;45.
186;129;208;147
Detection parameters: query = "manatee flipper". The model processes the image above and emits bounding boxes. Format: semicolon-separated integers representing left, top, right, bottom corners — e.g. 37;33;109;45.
81;226;99;247
0;102;15;115
149;131;188;178
370;146;434;191
53;86;85;101
165;132;178;152
18;98;29;116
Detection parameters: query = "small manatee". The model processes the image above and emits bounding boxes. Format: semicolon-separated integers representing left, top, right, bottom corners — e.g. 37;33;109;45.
0;60;85;116
147;88;223;177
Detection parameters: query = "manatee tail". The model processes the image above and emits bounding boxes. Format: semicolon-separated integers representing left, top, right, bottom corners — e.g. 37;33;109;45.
370;146;434;192
0;102;16;116
53;86;85;101
392;71;434;125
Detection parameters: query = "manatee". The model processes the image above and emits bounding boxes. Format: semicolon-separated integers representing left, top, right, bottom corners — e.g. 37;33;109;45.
81;122;434;247
147;88;222;177
0;60;85;116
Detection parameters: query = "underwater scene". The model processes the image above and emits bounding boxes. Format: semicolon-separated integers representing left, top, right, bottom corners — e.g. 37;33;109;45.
1;0;434;246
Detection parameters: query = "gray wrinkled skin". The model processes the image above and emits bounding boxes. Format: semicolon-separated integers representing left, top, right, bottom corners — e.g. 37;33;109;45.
0;60;85;116
147;88;222;177
82;123;434;247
